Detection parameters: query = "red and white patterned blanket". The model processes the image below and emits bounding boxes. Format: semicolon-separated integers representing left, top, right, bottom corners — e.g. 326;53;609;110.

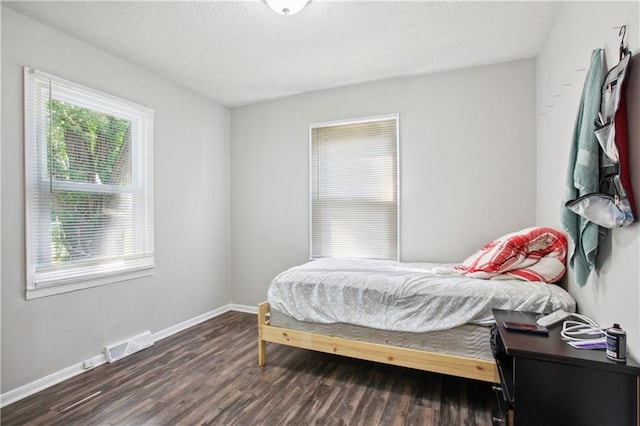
451;227;567;284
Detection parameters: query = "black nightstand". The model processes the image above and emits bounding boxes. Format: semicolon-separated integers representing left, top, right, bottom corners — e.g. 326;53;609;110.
492;309;640;426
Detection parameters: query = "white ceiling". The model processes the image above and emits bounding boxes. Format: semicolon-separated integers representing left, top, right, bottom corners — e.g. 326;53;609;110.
3;1;562;107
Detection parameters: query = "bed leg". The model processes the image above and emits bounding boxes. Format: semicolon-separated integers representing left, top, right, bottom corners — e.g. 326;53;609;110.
257;302;269;367
258;339;266;367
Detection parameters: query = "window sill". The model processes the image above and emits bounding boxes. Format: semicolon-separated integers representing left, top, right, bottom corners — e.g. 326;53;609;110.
26;267;155;300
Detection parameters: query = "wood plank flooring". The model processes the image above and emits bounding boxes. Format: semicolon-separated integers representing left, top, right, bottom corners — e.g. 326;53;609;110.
1;311;495;425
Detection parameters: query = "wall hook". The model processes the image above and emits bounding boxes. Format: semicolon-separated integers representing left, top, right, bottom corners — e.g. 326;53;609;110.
618;24;628;60
618;24;626;38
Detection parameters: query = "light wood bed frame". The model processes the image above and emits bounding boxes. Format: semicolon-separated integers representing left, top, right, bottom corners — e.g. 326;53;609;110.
257;301;500;384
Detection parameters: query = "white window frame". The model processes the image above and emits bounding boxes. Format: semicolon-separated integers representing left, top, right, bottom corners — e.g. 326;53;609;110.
24;68;155;299
309;113;400;260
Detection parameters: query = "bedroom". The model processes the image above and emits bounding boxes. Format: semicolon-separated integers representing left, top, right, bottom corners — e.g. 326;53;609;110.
1;0;639;424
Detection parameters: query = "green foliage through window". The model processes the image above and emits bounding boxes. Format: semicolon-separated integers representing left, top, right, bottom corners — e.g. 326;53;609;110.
48;101;132;263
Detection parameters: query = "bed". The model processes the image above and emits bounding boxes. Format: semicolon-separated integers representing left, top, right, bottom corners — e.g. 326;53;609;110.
257;228;576;384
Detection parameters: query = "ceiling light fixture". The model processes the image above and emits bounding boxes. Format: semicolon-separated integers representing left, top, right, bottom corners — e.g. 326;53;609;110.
265;0;309;16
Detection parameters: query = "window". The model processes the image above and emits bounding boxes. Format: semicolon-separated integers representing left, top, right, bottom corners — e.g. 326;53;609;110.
24;68;154;299
310;114;399;260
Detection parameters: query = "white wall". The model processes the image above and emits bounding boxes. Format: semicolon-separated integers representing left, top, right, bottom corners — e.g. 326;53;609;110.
230;59;538;306
1;7;230;392
537;1;640;356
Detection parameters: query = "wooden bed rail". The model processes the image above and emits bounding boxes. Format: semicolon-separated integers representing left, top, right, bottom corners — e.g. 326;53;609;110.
257;301;500;384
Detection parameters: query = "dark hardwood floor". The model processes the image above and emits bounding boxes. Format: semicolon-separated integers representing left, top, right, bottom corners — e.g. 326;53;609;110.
1;311;495;425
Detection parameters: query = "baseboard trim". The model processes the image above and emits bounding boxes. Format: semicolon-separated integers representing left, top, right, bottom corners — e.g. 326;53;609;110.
152;304;232;342
0;353;108;408
0;303;253;408
228;303;257;314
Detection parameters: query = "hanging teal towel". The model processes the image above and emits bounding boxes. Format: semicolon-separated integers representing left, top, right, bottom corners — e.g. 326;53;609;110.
560;49;606;287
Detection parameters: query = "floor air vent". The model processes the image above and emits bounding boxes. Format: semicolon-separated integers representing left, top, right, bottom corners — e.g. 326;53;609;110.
104;331;154;363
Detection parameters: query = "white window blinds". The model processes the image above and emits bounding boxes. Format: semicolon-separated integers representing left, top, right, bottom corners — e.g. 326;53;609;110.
310;114;399;260
24;68;154;299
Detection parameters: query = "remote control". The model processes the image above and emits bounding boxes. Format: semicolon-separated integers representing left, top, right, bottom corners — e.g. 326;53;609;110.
536;309;571;327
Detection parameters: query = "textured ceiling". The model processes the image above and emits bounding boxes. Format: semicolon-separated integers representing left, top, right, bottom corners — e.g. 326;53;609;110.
4;1;562;107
